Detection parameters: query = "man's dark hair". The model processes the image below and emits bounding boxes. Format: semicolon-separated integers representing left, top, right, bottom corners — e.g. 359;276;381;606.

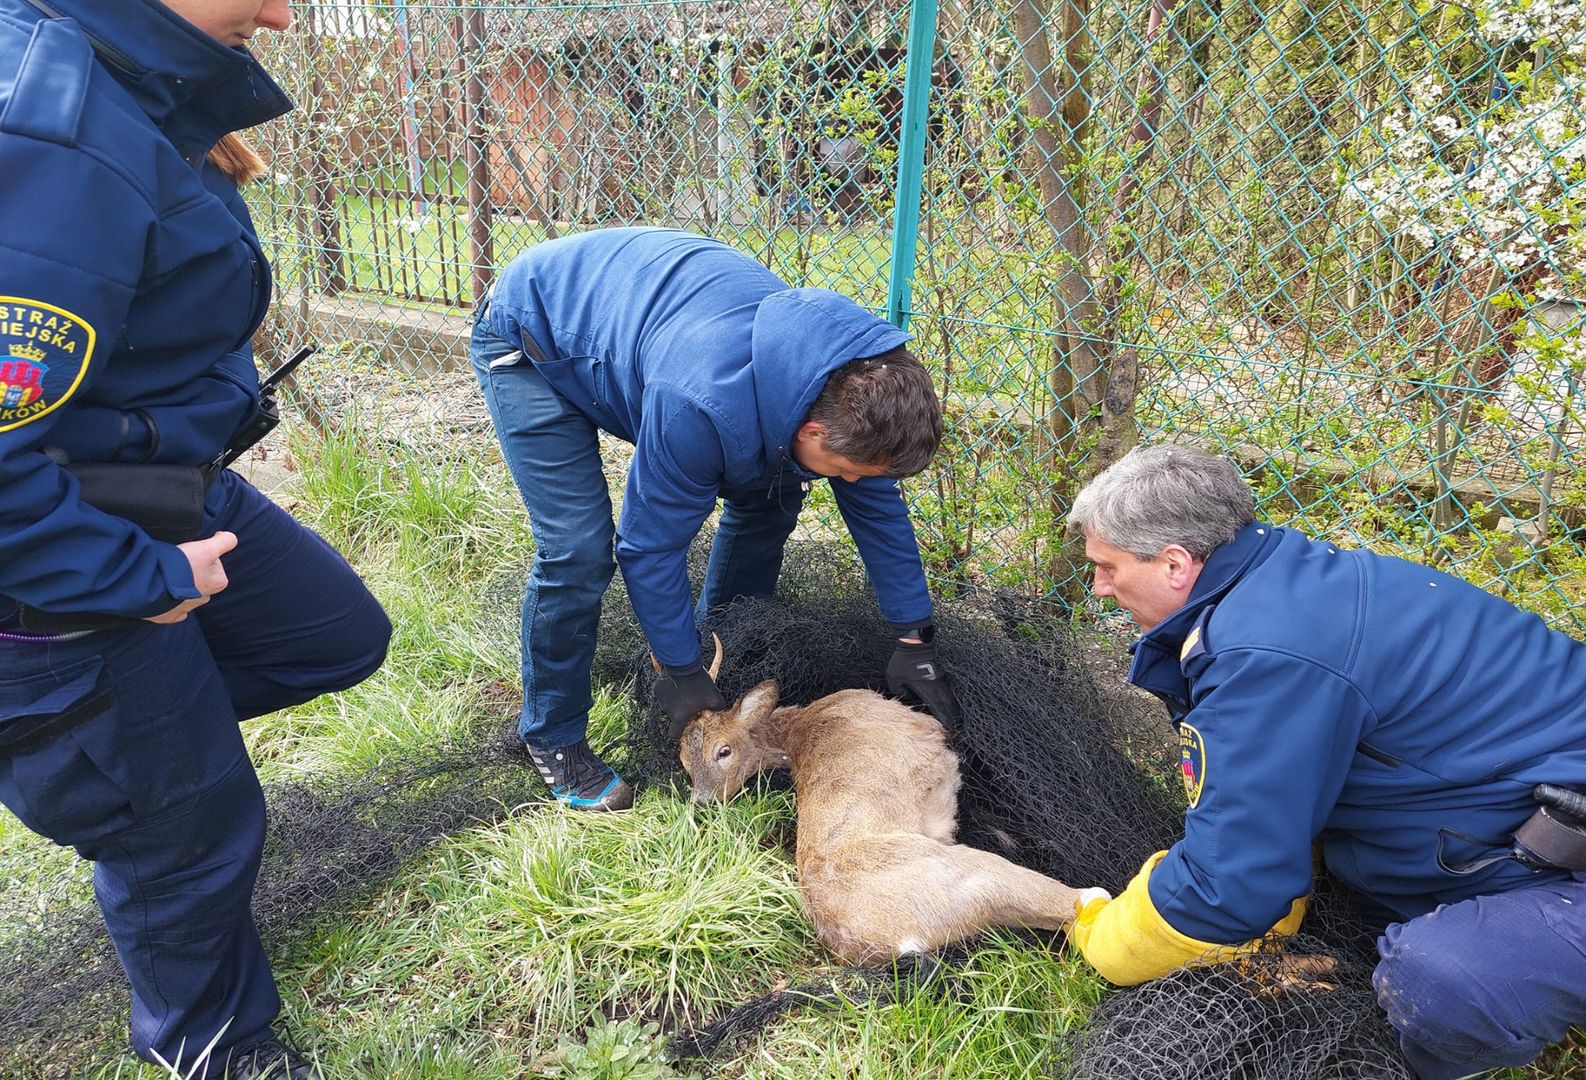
805;346;943;477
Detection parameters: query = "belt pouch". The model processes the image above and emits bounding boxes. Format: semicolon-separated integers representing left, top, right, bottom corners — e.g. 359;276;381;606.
13;464;212;633
67;462;210;544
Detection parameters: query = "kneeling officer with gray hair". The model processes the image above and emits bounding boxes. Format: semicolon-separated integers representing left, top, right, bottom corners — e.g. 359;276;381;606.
1066;443;1586;1080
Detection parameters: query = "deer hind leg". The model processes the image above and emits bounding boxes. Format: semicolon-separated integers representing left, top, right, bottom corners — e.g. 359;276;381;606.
914;843;1085;943
815;837;1084;960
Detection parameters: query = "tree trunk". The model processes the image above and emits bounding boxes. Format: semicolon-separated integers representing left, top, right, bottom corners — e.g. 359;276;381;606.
1012;0;1102;594
1090;0;1185;475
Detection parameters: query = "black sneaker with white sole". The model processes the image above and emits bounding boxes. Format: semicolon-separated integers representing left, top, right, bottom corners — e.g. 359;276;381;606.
222;1034;321;1079
525;738;635;811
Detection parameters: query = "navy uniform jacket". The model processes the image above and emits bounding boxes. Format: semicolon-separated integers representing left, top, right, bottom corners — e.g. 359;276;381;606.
482;227;934;669
0;0;290;621
1131;522;1586;941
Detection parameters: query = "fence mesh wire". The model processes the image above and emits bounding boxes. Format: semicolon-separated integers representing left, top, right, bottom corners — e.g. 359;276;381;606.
6;9;1581;1067
250;0;1586;631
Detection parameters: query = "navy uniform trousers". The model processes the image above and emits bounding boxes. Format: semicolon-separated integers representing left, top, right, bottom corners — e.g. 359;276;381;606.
0;469;389;1072
1374;875;1586;1079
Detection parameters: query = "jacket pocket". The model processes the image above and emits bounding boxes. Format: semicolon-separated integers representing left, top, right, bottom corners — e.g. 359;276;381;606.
1435;825;1513;875
1355;742;1402;768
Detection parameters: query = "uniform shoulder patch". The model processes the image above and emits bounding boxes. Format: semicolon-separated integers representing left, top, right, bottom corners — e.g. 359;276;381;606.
1179;721;1206;808
0;297;95;432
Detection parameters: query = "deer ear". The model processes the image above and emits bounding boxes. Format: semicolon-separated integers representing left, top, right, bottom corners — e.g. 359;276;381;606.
739;680;780;720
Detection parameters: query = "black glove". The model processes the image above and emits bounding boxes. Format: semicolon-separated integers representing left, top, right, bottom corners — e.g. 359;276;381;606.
886;635;961;730
655;665;727;741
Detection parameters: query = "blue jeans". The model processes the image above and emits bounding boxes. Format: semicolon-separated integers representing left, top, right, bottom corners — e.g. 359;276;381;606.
1373;875;1586;1079
0;470;389;1075
469;307;804;749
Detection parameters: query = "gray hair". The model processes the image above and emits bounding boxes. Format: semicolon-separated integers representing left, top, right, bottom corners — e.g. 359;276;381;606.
1068;444;1255;560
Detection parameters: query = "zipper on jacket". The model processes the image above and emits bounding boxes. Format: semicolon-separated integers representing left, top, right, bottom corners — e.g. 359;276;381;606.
765;448;788;499
1356;742;1402;768
247;256;261;336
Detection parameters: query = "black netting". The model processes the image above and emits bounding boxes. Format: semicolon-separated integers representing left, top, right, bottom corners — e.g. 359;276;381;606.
0;718;540;1078
1055;881;1408;1080
0;538;1408;1078
667;949;968;1061
612;542;1406;1076
611;546;1183;891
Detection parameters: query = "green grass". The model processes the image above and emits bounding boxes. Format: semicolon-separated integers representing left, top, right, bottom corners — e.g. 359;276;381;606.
3;419;1579;1079
0;422;1110;1079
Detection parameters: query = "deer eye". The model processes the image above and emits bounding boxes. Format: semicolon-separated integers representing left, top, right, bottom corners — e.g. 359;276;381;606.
714;744;733;762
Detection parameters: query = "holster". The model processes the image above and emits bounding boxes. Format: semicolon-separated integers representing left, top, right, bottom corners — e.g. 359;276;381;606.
16;463;214;633
1514;785;1586;872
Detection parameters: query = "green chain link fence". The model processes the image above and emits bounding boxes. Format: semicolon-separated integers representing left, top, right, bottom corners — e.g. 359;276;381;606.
250;0;1586;630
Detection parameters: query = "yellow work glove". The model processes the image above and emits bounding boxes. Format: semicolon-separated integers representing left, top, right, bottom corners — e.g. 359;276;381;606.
1069;850;1307;986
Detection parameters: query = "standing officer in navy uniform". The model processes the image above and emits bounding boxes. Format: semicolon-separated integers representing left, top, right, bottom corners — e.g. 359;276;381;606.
1064;444;1586;1079
470;227;959;810
0;1;389;1077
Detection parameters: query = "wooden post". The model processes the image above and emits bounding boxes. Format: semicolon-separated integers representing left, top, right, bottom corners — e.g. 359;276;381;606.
462;1;494;304
304;6;346;294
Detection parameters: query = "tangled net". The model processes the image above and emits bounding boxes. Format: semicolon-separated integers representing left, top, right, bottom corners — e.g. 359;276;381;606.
0;539;1409;1078
1056;879;1406;1080
0;718;543;1078
611;544;1409;1078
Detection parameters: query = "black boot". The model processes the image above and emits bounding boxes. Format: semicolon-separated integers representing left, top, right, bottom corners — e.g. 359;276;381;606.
223;1034;321;1080
525;738;635;811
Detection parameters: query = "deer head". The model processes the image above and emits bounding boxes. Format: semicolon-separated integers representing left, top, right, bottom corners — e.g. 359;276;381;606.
678;680;788;803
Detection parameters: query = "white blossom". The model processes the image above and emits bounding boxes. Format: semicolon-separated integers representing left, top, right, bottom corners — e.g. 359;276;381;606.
1479;0;1586;45
1347;1;1584;296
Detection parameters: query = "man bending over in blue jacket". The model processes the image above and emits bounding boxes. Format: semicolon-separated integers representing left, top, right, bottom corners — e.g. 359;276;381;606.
470;227;957;811
1065;443;1586;1080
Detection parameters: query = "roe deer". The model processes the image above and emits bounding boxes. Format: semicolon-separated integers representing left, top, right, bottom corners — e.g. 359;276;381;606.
678;679;1091;964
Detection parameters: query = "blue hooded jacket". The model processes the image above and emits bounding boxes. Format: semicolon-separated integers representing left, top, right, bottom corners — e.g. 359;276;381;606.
482;227;935;668
1128;522;1586;941
0;0;290;620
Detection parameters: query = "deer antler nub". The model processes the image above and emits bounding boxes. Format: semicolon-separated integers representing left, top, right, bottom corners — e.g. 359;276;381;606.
650;633;725;681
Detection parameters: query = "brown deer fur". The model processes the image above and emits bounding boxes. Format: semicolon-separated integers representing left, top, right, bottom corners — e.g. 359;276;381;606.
679;681;1086;964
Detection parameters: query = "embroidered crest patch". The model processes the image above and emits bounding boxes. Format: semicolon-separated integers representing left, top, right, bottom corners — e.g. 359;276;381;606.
0;297;95;432
1179;721;1206;808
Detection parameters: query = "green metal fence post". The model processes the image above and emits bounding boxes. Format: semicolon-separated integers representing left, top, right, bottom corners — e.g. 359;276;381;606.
885;0;940;331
